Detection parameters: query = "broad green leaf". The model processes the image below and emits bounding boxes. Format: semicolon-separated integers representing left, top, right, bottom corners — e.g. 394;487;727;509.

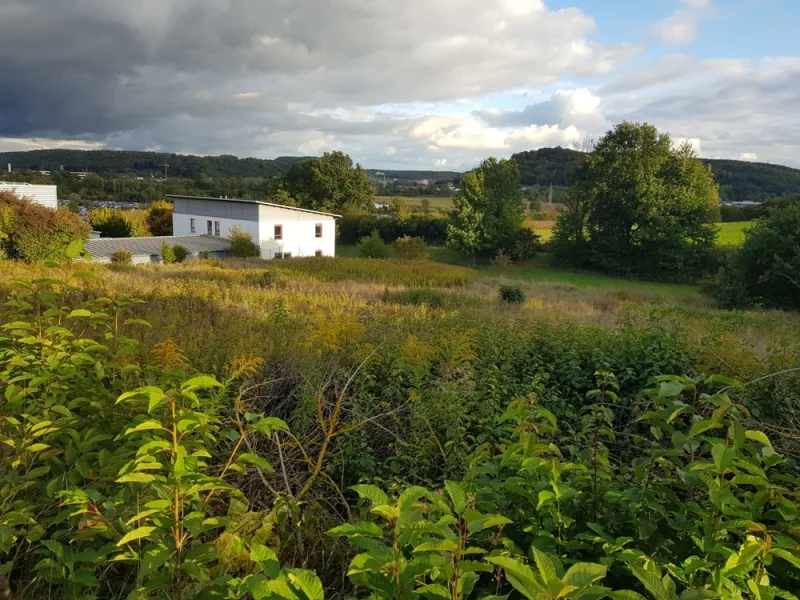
65;239;84;259
486;556;548;600
532;547;557;584
711;442;735;472
117;473;158;484
123;420;165;436
68;309;92;318
239;453;274;472
370;505;400;521
350;484;389;507
609;592;647;600
398;486;431;510
288;569;324;600
562;562;606;588
458;572;480;597
415;540;460;553
772;548;800;569
687;420;721;438
417;584;450;600
746;430;772;447
181;375;222;390
444;480;467;514
327;522;383;538
631;566;668;600
124;319;152;328
117;526;158;547
251;543;281;578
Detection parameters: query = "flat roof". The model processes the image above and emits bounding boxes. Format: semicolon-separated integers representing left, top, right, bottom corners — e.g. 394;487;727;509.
166;194;341;218
84;235;231;259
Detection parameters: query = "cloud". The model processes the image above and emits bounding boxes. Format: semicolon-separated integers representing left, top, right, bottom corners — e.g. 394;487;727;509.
477;89;606;130
739;153;758;161
650;0;713;46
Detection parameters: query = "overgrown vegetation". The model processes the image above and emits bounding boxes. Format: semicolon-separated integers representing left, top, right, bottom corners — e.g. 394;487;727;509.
0;251;799;598
0;192;89;260
715;205;800;310
228;225;261;258
358;229;391;259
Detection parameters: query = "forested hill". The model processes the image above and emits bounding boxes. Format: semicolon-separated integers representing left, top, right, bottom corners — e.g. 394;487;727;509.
0;149;461;182
0;150;314;179
512;147;800;203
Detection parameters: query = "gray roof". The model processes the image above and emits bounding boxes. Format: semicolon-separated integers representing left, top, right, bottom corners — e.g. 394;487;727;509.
165;194;341;218
84;235;231;259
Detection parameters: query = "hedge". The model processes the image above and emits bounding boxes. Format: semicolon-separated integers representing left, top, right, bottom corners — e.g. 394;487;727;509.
338;214;450;245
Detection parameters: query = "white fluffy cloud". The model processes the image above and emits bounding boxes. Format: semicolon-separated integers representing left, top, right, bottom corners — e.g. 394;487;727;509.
651;0;714;46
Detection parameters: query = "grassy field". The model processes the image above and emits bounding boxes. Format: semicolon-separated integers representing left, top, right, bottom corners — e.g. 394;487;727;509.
375;195;453;209
717;221;753;247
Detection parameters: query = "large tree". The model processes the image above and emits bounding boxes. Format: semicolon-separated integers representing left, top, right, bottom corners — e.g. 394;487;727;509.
552;122;720;279
284;151;375;214
447;157;524;260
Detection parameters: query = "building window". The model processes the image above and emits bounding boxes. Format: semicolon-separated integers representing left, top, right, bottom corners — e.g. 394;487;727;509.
315;250;323;257
274;252;283;260
207;220;213;235
190;218;196;233
283;252;292;259
214;221;220;237
274;225;283;240
315;223;323;238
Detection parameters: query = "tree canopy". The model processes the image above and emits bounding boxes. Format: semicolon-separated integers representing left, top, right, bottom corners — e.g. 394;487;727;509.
552;122;720;280
284;151;375;213
447;157;524;259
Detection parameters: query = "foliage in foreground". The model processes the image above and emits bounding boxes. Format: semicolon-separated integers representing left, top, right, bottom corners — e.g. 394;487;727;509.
715;205;800;310
228;225;261;258
0;275;322;598
332;374;800;600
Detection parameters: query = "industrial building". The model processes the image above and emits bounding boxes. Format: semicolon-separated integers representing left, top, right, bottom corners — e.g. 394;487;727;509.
0;182;58;209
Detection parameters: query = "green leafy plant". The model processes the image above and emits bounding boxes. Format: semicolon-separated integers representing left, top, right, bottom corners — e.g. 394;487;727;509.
229;225;260;258
111;248;134;265
160;241;176;264
358;229;391;259
499;285;526;304
173;244;189;263
391;236;429;260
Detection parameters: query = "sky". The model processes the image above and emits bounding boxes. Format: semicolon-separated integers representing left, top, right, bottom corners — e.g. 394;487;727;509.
0;0;798;171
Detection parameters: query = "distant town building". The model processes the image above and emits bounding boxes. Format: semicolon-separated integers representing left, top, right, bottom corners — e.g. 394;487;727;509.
0;182;58;209
167;195;339;260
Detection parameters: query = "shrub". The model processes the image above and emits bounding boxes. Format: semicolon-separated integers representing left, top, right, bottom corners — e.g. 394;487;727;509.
89;206;150;238
715;205;800;309
256;268;284;288
110;249;133;265
382;288;479;309
505;227;540;262
146;199;174;236
358;229;391;259
0;192;90;260
199;248;211;259
499;284;526;304
493;250;512;267
160;241;175;264
172;244;188;263
391;235;429;260
338;214;450;245
228;225;260;258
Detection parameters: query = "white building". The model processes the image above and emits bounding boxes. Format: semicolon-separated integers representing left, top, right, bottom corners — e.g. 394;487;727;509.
0;182;58;209
168;195;339;260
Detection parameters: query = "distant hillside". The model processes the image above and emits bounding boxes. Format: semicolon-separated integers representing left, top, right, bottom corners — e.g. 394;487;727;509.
0;149;461;183
0;150;313;180
511;147;800;203
366;169;461;181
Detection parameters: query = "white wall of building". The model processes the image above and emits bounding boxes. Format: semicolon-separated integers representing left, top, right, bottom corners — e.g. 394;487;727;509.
256;205;335;259
0;183;58;209
172;213;260;243
172;201;337;260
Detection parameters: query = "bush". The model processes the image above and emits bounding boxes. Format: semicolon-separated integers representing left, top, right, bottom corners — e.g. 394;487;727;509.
358;229;391;259
338;214;450;246
228;225;260;258
505;227;540;262
89;206;150;238
382;288;479;309
256;268;284;288
160;241;175;264
0;192;90;260
499;284;526;304
714;205;800;309
391;235;429;260
146;199;174;236
172;244;188;263
110;249;133;265
199;248;210;260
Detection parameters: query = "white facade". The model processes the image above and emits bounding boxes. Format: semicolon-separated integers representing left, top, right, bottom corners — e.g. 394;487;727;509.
170;196;338;260
0;182;58;209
